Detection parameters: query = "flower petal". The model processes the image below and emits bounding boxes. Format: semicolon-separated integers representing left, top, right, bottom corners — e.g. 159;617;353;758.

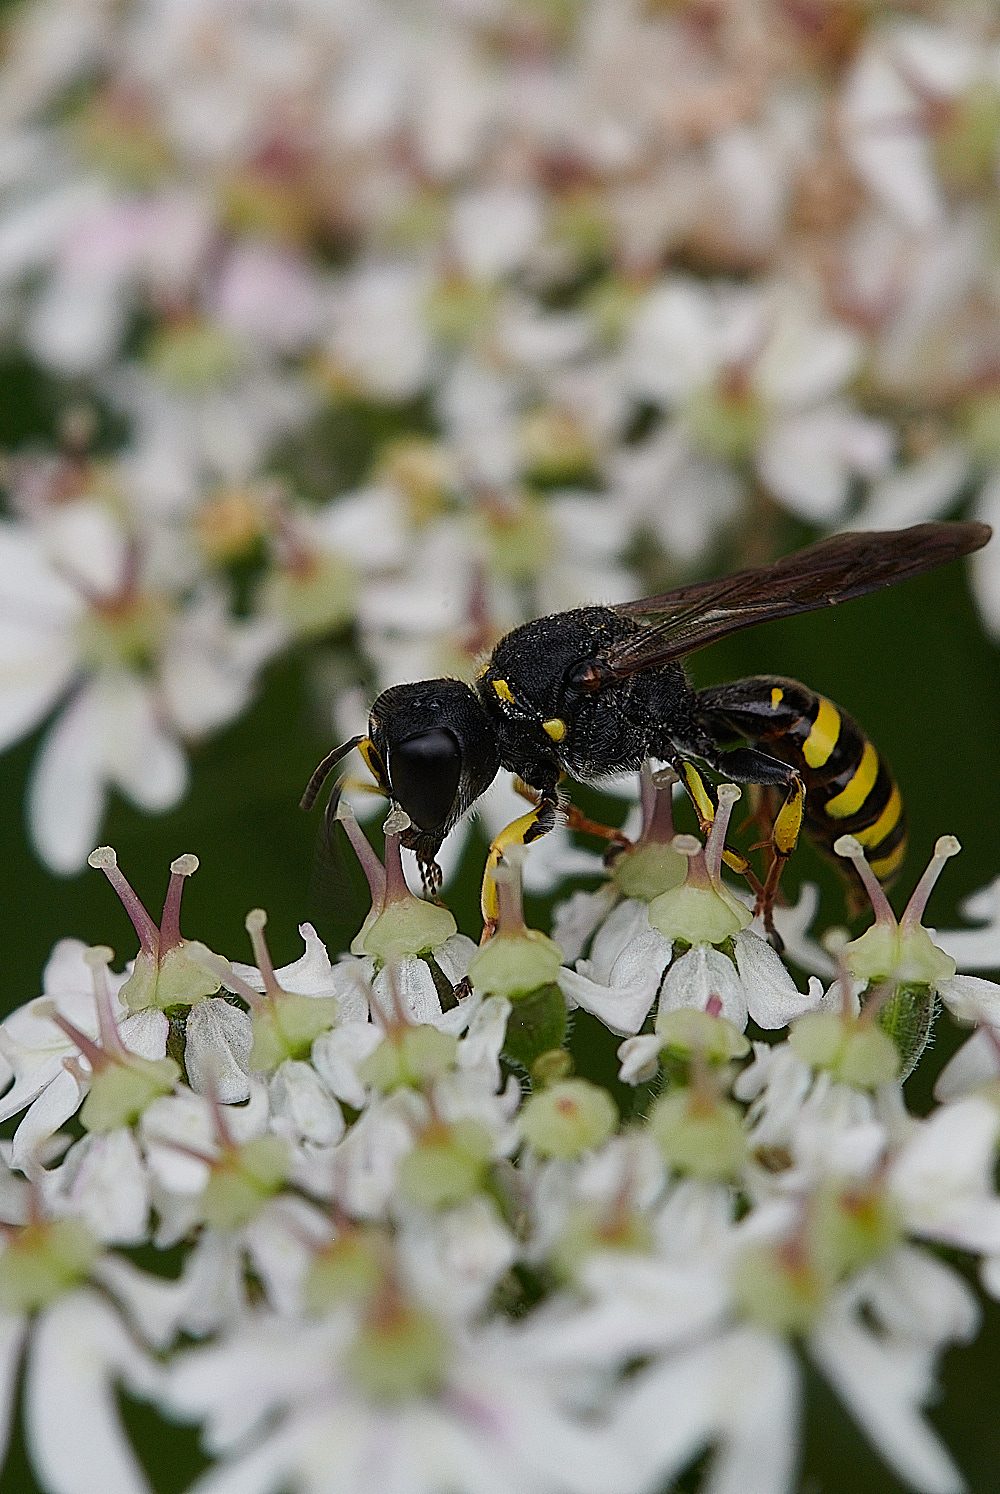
26;1291;158;1494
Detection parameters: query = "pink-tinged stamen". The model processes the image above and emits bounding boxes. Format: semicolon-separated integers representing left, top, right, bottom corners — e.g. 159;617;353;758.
88;847;159;954
203;1073;236;1151
901;835;961;931
84;946;129;1061
834;836;895;924
160;854;199;951
704;784;740;885
334;801;387;906
494;856;527;936
186;942;268;1014
638;763;678;846
41;1006;108;1073
245;909;283;999
382;832;410;906
706;994;723;1018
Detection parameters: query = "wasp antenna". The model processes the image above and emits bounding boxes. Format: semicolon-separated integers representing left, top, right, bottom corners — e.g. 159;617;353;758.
321;771;350;841
300;736;364;812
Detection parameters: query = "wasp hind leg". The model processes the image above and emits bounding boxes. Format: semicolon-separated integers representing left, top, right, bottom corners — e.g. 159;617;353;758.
678;747;804;946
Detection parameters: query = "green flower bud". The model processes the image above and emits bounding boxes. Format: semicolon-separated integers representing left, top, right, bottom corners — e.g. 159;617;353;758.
398;1120;494;1209
200;1135;291;1230
789;1011;900;1090
655;1008;750;1064
249;994;339;1072
732;1244;826;1335
80;1054;180;1133
358;1025;458;1093
362;900;457;965
809;1182;902;1283
344;1303;449;1401
304;1231;384;1314
843;920;956;989
552;1203;655;1281
612;842;687;901
648;882;750;947
0;1219;100;1315
257;551;356;638
518;1079;618;1158
76;591;169;673
530;1047;574;1089
684;385;765;464
467;929;563;1000
648;1089;747;1179
121;942;222;1012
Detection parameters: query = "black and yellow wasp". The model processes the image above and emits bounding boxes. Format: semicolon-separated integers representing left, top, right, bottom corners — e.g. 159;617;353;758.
302;521;990;925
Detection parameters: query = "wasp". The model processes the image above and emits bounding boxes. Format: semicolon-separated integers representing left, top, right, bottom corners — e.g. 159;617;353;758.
302;521;990;928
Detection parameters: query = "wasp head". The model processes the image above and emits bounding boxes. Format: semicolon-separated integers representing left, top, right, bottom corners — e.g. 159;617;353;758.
365;679;501;857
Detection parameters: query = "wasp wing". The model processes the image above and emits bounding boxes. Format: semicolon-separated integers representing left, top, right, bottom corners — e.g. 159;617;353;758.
602;521;991;676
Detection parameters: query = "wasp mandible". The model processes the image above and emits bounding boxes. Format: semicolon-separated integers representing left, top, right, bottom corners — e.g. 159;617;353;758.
302;522;991;928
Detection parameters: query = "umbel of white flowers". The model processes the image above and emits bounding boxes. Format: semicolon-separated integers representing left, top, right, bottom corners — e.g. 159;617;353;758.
4;789;1000;1494
1;0;1000;878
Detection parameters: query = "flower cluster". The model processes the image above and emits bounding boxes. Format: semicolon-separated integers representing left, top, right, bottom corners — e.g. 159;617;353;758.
5;783;1000;1494
1;0;1000;867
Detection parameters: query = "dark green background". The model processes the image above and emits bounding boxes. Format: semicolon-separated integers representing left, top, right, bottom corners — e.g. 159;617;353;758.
2;353;999;1493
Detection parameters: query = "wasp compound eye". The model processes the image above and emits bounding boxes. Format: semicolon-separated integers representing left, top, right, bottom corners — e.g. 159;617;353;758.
390;728;462;831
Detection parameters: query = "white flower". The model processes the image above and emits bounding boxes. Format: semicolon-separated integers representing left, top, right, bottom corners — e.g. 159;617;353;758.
559;900;672;1037
621;278;893;522
166;1306;621;1494
326;261;433;402
23;1289;160;1494
0;938;166;1170
0;505;282;871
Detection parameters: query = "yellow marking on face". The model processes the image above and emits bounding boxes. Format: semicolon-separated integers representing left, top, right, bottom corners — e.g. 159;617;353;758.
803;696;841;769
855;785;902;850
492;678;515;707
542;717;567;742
824;740;879;820
481;807;551;920
773;779;805;857
869;839;907;882
681;761;715;827
358;738;387;789
770;686;784;708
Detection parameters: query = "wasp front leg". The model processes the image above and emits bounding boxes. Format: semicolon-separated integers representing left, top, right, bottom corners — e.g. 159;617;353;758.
481;784;560;932
511;776;629;851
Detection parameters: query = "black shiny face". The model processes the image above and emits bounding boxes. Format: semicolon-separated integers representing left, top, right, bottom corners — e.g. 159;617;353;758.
367;679;503;852
389;727;462;831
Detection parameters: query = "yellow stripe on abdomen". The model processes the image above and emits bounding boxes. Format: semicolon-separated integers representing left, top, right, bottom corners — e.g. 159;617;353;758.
869;839;907;881
803;696;841;769
824;740;879;819
855;784;903;849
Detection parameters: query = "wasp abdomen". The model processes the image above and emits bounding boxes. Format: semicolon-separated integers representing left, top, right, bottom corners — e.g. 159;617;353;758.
697;675;907;884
